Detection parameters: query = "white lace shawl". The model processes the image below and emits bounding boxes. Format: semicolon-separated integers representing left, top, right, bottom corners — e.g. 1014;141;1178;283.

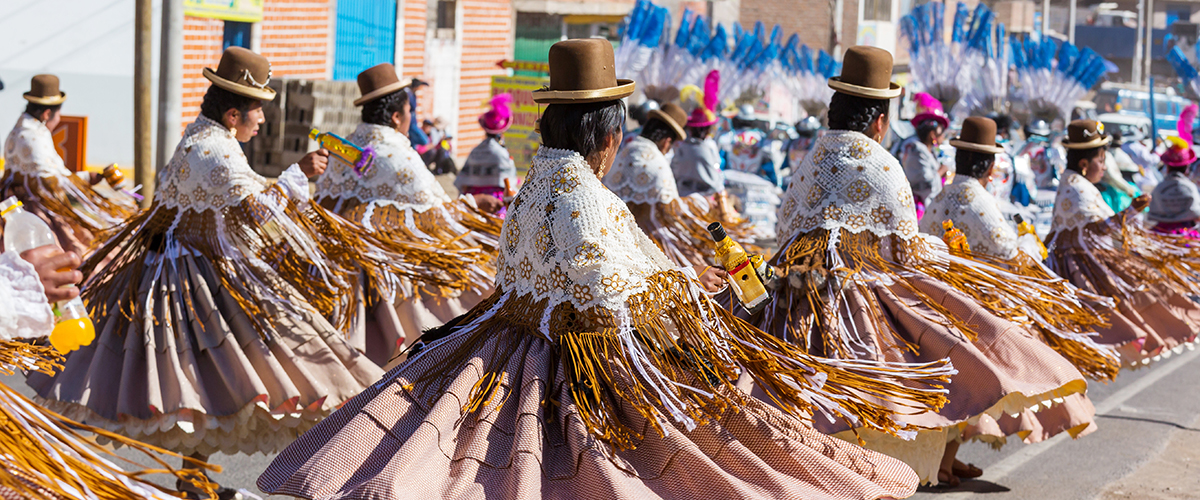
1053;171;1115;231
0;251;54;340
603;135;680;205
155;114;309;211
3;114;73;178
921;176;1019;259
314;123;452;213
495;147;676;312
777;131;919;246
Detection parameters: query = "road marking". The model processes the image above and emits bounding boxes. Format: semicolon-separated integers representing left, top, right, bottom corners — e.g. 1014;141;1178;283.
938;346;1200;500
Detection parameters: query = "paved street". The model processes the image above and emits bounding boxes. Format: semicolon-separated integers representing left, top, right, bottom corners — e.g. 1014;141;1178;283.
6;344;1198;499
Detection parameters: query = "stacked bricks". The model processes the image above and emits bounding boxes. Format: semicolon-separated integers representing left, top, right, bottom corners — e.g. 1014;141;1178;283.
244;78;360;177
456;0;513;162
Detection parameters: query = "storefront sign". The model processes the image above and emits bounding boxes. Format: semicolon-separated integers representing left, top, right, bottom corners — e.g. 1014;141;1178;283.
184;0;264;23
490;74;550;174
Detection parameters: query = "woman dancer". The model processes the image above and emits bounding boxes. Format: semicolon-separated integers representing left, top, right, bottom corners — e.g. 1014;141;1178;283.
919;117;1119;451
260;39;954;500
1045;120;1200;365
2;75;137;256
754;47;1091;486
456;93;520;218
604;101;759;274
315;63;502;361
28;48;471;498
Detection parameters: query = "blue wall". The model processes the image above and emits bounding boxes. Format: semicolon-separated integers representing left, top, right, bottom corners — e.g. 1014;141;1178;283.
333;0;397;81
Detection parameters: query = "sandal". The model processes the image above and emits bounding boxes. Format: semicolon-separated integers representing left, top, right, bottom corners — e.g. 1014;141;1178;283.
952;460;984;478
177;480;244;500
936;469;961;488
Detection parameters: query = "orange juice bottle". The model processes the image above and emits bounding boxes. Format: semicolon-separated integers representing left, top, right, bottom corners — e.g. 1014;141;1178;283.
1;197;96;352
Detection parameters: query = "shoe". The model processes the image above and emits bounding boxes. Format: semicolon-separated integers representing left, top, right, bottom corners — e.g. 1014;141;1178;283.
177;479;244;500
936;469;961;488
952;460;984;478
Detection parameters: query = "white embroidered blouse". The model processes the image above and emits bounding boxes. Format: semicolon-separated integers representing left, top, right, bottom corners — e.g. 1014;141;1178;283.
603;135;680;205
920;176;1019;259
4;114;73;178
777;130;919;245
155;114;309;212
1052;170;1116;232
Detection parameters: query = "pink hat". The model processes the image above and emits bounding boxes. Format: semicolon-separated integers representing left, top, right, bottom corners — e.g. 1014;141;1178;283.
686;70;720;128
912;108;949;129
911;92;949;129
479;93;514;134
913;92;941;114
1161;136;1196;168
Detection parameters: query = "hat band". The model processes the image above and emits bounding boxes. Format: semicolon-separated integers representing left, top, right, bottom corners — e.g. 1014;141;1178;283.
238;68;271;90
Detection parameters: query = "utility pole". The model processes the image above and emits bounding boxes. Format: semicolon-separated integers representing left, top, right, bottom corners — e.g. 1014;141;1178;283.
134;0;153;207
1144;0;1154;87
156;0;182;175
1134;0;1144;85
1068;0;1076;43
832;0;845;56
1042;0;1050;34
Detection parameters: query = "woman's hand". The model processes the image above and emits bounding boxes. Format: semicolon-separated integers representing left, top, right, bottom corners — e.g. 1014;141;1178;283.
1131;194;1151;212
472;194;503;214
20;246;82;303
299;149;330;178
698;266;728;293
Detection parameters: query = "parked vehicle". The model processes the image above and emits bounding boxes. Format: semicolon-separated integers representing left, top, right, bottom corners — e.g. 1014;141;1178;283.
1094;84;1198;137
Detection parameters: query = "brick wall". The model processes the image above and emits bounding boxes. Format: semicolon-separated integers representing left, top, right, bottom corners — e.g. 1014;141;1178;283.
402;0;434;118
181;16;225;130
180;0;333;130
456;0;513;158
740;0;831;51
259;0;333;78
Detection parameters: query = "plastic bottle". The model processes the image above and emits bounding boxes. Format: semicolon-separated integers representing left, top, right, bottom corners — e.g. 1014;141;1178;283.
1014;214;1048;260
0;197;95;352
708;221;770;313
309;128;374;175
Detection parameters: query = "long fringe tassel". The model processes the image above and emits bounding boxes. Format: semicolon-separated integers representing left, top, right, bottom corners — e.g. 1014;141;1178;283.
0;345;216;499
82;190;483;338
646;196;763;268
412;270;953;451
340;199;500;298
778;229;1121;381
1;171;136;234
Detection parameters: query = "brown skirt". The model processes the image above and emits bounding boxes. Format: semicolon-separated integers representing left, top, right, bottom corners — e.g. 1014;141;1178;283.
1047;226;1200;365
28;251;384;456
740;268;1088;483
259;326;922;500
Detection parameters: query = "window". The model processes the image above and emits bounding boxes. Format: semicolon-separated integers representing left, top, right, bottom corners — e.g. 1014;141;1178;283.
437;1;456;30
223;21;252;50
332;0;397;81
864;0;893;22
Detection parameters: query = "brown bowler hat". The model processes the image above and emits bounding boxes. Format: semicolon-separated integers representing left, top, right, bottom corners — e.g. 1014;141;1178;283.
646;102;687;140
532;39;635;104
950;117;1005;154
203;47;276;101
354;63;412;106
24;74;66;106
1064;119;1111;150
828;46;903;100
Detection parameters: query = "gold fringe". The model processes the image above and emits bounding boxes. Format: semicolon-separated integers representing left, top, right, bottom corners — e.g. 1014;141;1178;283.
335;198;502;298
0;344;216;499
0;170;136;255
82;189;484;337
411;271;953;451
779;229;1121;381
